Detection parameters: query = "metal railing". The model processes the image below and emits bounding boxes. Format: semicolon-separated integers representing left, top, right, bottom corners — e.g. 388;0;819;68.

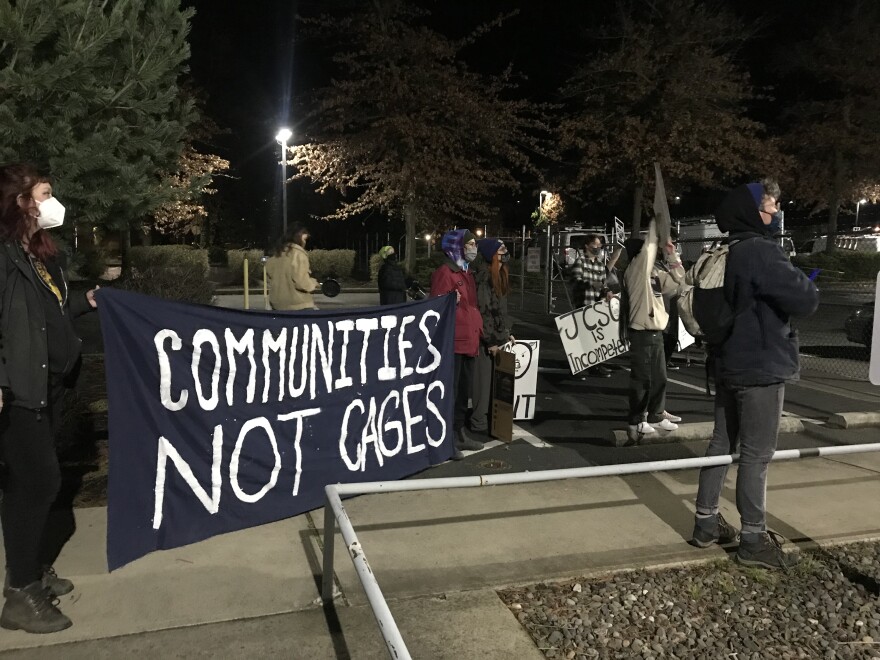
320;442;880;659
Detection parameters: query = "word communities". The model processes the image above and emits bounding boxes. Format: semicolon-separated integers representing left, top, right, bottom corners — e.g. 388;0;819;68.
155;310;443;411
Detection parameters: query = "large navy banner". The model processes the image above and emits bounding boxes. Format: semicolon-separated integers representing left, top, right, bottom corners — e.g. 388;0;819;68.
97;289;455;570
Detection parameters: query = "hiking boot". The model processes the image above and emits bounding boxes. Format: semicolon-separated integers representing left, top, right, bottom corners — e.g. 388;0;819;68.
736;531;799;572
690;513;740;548
456;428;484;452
0;582;72;634
4;566;74;598
651;418;679;432
41;567;73;597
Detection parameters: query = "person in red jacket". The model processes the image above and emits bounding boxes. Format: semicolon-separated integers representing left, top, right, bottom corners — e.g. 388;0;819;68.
430;229;484;459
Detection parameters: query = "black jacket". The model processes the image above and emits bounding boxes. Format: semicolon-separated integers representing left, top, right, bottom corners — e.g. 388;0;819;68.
715;186;819;386
378;259;408;305
0;242;90;409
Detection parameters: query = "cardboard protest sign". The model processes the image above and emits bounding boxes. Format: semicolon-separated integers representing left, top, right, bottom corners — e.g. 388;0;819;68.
511;340;540;420
555;298;629;375
653;162;672;246
97;289;455;569
491;349;516;441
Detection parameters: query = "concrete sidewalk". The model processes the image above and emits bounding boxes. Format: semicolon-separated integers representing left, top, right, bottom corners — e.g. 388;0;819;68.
2;432;880;658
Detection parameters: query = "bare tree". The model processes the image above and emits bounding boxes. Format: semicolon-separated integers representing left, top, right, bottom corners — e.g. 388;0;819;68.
779;2;880;252
559;0;778;233
289;1;549;270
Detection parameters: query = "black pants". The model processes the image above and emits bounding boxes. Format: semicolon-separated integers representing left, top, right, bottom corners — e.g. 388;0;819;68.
453;354;474;433
0;383;75;589
627;330;667;425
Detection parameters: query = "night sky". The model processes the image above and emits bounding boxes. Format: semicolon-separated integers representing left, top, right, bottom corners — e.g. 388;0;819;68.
182;0;872;249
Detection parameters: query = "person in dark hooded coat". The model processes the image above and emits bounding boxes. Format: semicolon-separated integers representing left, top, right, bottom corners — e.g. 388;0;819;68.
690;179;819;571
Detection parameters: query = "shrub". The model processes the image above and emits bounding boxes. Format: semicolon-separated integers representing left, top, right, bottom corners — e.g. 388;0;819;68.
118;246;214;304
792;251;880;281
308;249;356;281
369;252;384;282
72;243;109;281
208;245;228;266
227;249;265;284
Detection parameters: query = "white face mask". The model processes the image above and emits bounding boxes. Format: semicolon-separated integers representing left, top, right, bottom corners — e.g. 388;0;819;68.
463;245;478;262
36;197;65;229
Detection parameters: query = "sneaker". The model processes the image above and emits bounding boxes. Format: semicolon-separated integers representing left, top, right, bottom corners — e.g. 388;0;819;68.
662;411;682;423
450;449;465;461
0;581;72;634
590;365;612;378
4;567;74;599
651;418;679;432
690;513;740;548
736;530;799;572
456;428;484;452
666;361;680;371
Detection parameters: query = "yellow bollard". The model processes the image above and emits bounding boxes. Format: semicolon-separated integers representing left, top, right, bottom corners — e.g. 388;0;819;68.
263;261;270;310
243;258;250;310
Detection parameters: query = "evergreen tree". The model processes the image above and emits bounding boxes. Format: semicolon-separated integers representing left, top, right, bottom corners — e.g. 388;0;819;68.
0;0;197;265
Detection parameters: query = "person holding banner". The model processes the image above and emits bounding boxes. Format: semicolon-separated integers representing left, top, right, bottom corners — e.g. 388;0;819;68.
620;220;684;444
470;238;515;436
430;229;484;458
266;223;320;310
0;164;99;633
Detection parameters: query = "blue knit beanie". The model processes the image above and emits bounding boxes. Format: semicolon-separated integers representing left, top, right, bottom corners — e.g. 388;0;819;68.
746;182;764;207
477;238;503;262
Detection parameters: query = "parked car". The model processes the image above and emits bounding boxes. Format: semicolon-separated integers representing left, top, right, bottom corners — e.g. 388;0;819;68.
845;302;875;348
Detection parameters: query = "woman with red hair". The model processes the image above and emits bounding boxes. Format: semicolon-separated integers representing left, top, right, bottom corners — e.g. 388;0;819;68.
470;238;515;437
0;163;98;633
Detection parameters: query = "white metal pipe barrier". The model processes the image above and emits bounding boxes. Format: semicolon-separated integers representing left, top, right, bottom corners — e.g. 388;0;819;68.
321;442;880;659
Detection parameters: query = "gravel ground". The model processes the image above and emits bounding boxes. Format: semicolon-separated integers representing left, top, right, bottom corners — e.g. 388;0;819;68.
498;540;880;659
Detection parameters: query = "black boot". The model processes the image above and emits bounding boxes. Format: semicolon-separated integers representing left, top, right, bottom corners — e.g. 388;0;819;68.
4;566;74;598
0;581;72;633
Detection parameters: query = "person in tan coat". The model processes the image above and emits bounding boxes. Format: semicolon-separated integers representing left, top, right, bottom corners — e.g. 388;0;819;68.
266;224;320;310
621;220;685;443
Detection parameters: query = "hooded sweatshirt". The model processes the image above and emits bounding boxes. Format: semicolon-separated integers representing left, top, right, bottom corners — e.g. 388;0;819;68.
622;221;684;331
714;183;819;386
430;229;482;356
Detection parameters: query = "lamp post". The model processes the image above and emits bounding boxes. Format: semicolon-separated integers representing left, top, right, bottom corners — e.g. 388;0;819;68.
855;198;868;228
540;190;552;314
424;233;432;257
276;128;292;236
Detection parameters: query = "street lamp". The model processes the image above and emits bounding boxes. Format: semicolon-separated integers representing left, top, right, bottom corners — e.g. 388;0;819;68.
276;128;293;236
855;198;868;228
424;233;432;257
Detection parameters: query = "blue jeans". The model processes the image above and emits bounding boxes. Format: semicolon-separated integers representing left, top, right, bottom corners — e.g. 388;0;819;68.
695;379;785;535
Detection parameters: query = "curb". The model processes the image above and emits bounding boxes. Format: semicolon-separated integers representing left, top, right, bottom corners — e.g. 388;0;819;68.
610;416;805;447
826;411;880;429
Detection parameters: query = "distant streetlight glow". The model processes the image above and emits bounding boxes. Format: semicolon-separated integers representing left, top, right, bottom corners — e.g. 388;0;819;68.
276;128;293;235
475;229;483;237
424;233;431;241
856;198;868;227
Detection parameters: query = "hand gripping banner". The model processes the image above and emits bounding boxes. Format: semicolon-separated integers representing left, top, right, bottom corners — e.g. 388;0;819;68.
97;289;456;569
